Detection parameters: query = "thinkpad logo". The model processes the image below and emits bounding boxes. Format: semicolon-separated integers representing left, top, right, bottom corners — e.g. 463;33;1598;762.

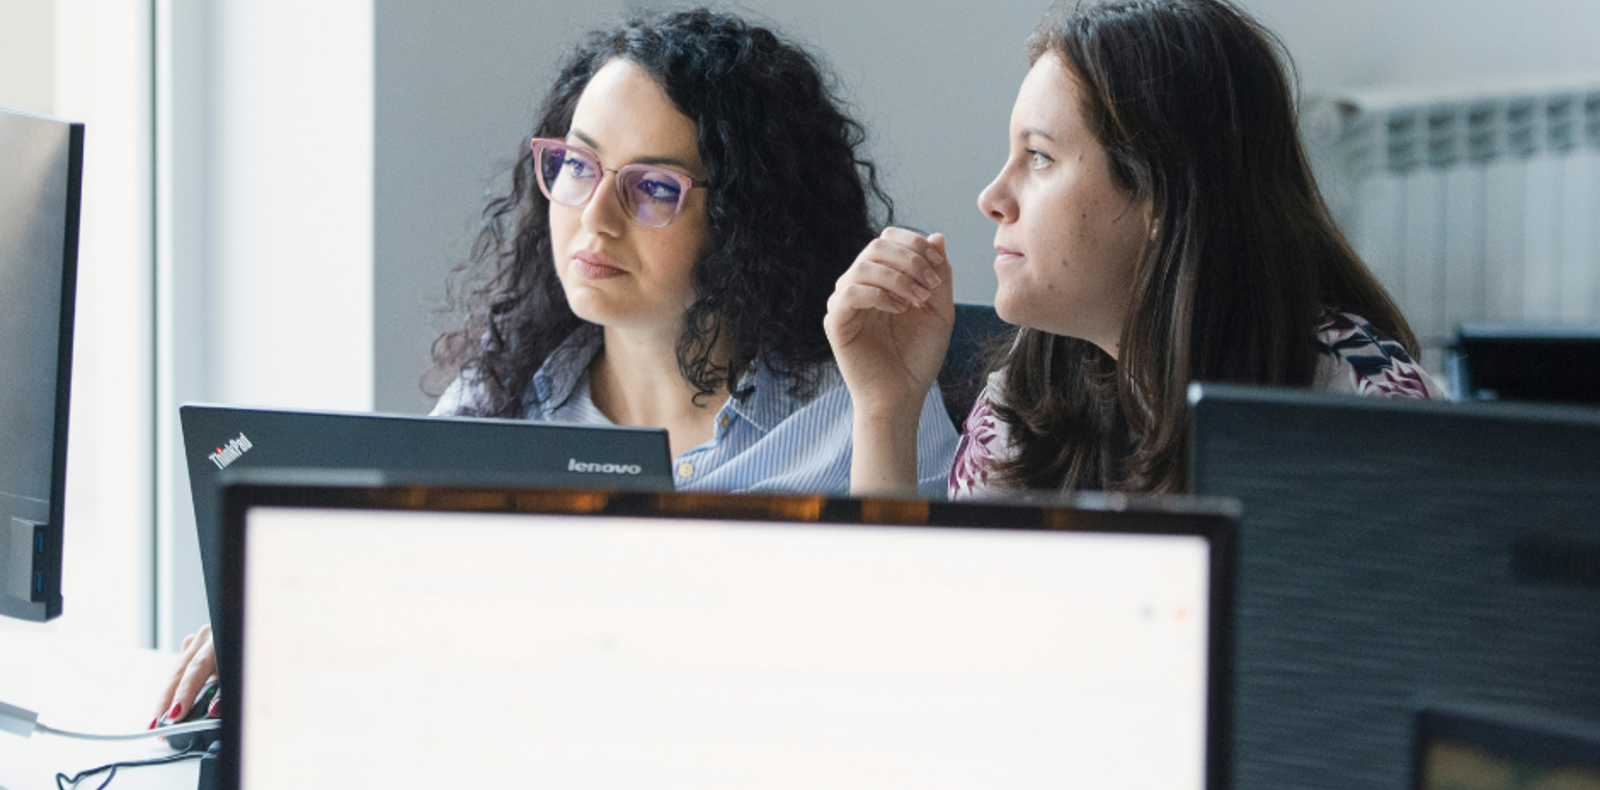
568;458;643;475
208;433;254;470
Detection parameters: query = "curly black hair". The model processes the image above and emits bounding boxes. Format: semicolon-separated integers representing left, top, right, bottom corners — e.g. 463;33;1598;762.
429;8;892;417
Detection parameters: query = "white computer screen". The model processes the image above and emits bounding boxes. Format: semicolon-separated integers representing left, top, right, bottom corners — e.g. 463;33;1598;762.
238;506;1212;789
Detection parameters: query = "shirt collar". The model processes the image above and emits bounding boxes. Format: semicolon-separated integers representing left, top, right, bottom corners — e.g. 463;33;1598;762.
725;359;826;434
526;326;603;417
530;330;817;432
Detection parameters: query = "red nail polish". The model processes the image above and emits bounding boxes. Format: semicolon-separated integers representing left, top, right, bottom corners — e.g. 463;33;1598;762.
208;697;221;718
167;702;183;721
148;717;158;730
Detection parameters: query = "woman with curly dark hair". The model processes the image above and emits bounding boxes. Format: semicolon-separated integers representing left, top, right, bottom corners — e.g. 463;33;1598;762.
149;8;961;728
827;0;1443;498
428;8;958;494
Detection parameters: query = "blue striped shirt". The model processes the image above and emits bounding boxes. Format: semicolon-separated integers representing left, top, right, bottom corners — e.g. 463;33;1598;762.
433;329;959;497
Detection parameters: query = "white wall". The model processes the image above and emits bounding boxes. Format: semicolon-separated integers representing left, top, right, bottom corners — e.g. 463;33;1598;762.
1247;0;1600;95
0;0;54;116
373;0;1600;414
157;0;374;647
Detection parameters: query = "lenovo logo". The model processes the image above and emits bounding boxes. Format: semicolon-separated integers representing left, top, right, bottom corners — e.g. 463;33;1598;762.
568;458;643;475
208;433;254;470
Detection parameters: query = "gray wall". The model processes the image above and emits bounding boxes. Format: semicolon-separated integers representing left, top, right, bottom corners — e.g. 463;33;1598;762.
374;0;1600;414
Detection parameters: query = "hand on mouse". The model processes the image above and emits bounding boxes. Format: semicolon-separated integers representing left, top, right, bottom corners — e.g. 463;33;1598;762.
152;625;218;728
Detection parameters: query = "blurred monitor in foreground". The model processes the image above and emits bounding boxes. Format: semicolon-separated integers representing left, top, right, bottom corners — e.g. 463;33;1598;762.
217;480;1235;789
1188;383;1600;790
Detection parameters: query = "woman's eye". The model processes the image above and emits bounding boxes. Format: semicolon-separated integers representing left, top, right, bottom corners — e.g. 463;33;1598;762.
635;177;681;203
564;156;594;178
1028;150;1054;170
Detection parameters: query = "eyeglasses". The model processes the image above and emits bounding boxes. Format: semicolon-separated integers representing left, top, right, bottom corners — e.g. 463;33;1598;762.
530;138;709;228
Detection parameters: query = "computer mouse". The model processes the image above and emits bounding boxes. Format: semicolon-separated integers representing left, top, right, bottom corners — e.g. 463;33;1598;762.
163;677;222;752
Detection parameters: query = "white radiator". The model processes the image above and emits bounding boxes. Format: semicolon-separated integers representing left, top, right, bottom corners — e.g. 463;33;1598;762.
1306;72;1600;373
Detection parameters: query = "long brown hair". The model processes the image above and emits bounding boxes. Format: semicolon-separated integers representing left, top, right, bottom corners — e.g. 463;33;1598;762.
991;0;1416;493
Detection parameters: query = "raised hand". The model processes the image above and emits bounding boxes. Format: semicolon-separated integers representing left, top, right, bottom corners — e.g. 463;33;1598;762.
825;227;955;418
824;227;956;495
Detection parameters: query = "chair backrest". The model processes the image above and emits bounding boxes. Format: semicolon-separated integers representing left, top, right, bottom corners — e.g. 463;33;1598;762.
938;302;1015;430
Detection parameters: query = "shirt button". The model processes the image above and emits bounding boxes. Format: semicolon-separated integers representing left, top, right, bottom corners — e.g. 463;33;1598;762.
677;461;694;478
718;413;731;429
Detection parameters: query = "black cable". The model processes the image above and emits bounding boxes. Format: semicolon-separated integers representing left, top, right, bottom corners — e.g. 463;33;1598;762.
54;747;206;790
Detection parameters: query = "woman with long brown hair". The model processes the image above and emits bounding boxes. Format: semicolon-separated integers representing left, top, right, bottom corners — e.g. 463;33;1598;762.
828;0;1442;498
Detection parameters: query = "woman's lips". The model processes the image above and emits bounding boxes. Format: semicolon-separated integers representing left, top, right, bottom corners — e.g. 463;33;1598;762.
572;250;626;280
993;245;1023;268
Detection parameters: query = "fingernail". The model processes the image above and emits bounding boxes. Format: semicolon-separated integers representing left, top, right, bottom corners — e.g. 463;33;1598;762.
208;697;221;718
911;284;931;301
923;272;943;289
167;702;184;721
148;717;158;730
926;248;946;266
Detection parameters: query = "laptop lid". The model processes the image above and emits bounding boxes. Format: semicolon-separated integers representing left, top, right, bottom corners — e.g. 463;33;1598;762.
1187;382;1600;790
217;481;1236;789
180;404;673;633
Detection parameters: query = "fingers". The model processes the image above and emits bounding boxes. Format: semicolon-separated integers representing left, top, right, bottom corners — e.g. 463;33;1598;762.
871;226;947;293
833;227;950;315
829;281;911;318
154;627;203;724
170;633;218;724
154;625;217;727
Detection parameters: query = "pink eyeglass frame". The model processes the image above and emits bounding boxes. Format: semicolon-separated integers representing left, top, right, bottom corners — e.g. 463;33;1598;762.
530;137;709;227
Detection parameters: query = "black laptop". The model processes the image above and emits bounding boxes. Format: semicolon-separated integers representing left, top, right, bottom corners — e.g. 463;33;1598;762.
217;480;1236;789
180;404;673;633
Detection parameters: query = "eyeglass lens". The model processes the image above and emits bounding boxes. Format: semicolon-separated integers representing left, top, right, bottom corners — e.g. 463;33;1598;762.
537;144;686;228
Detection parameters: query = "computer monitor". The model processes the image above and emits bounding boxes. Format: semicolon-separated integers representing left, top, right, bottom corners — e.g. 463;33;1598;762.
216;480;1236;789
1188;383;1600;790
1449;323;1600;405
180;403;675;635
0;107;84;622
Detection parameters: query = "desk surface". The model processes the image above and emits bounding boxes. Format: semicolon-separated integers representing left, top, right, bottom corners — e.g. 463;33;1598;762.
0;631;199;790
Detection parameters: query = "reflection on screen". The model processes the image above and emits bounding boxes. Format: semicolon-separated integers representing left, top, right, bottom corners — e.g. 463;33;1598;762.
240;508;1211;789
1423;741;1600;790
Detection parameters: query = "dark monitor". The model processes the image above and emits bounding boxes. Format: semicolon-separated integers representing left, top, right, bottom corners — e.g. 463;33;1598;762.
217;480;1236;788
180;403;675;635
0;107;84;622
1449;323;1600;405
1188;383;1600;790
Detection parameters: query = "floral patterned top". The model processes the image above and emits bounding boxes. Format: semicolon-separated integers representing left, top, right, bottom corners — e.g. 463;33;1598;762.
948;309;1446;499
